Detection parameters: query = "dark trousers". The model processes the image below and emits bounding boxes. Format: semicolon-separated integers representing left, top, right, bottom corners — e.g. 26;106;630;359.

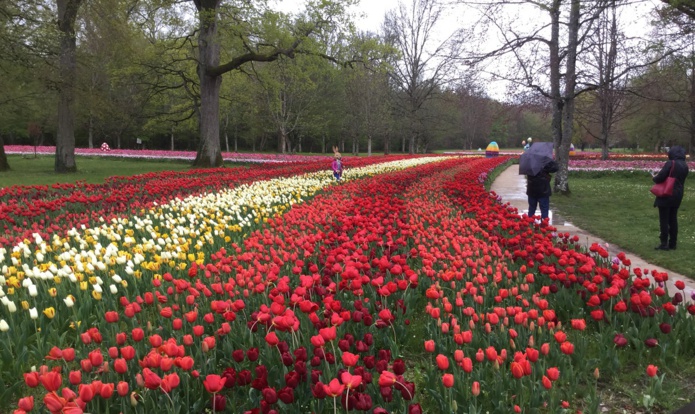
528;196;550;219
658;206;679;248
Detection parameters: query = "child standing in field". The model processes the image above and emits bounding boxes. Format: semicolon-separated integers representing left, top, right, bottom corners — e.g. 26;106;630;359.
331;146;343;181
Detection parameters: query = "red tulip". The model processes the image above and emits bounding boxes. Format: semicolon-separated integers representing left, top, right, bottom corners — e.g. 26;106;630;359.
131;328;144;342
143;368;162;390
570;319;586;331
23;372;39;388
342;352;359;367
646;365;658;377
510;361;524;379
265;332;279;347
542;375;552;389
114;358;128;374
117;381;129;397
340;372;363;389
436;354;449;370
105;311;119;323
546;367;560;381
79;383;95;402
442;373;454;388
43;392;66;413
100;382;115;399
471;381;480;397
560;342;574;355
424;340;435;353
323;378;345;397
378;371;397;387
40;371;62;392
645;338;659;348
17;396;34;411
203;374;226;393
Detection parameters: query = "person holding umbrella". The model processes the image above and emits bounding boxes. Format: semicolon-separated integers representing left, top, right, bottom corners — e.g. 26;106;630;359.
519;141;558;221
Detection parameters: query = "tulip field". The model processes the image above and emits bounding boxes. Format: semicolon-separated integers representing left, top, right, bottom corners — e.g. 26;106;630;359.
2;154;695;414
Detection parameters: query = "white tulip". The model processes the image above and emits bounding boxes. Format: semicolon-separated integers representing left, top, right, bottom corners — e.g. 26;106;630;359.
0;319;9;331
29;308;38;319
28;285;38;297
63;296;75;307
110;284;118;294
7;301;17;313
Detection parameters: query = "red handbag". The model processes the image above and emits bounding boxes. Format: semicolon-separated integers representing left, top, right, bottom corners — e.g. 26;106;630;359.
650;162;676;197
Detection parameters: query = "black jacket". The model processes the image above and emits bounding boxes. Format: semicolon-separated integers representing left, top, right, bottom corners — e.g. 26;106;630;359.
653;146;689;208
527;160;559;198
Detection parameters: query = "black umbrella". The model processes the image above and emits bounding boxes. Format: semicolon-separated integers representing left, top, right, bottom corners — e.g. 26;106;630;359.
519;142;554;176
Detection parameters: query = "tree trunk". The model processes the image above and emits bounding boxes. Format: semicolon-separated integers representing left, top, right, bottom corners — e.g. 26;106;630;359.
193;2;223;168
690;54;695;156
88;114;94;149
367;135;372;156
383;133;390;155
170;127;175;151
224;113;230;153
0;134;10;171
55;0;82;173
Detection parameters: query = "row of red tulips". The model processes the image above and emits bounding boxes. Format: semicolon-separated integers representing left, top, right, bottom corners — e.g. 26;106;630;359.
0;156;416;246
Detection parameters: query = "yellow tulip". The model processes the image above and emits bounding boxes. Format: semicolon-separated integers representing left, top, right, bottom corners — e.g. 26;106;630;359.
21;300;30;310
80;281;88;291
43;307;56;319
53;276;62;284
92;291;102;300
7;287;14;295
48;288;57;297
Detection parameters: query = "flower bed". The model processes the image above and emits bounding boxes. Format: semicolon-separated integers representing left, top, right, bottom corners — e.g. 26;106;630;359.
3;146;328;163
2;155;694;413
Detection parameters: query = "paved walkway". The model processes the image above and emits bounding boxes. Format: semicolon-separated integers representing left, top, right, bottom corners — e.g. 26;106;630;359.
491;164;695;300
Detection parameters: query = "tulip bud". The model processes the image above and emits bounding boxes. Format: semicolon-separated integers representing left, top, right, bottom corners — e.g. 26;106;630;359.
593;368;600;380
130;392;139;407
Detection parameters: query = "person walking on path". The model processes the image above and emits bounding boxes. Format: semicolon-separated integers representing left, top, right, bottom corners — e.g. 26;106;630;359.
519;141;558;220
331;146;344;181
523;137;532;151
652;145;689;250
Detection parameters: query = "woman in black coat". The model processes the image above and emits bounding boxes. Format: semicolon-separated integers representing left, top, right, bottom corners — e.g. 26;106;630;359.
652;146;689;250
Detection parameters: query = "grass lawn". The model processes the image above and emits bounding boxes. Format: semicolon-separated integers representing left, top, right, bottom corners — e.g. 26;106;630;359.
0;155;201;187
551;171;695;280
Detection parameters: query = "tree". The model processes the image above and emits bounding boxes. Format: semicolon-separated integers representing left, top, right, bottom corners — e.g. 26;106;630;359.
384;0;462;154
191;0;354;167
55;0;83;173
575;2;638;159
661;0;695;19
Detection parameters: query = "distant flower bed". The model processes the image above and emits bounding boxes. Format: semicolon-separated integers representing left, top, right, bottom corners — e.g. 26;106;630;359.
569;159;695;172
4;145;331;163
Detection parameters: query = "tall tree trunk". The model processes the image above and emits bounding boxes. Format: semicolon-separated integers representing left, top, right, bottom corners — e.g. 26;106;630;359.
88;114;94;149
690;54;695;156
367;135;372;156
193;2;223;168
0;134;10;171
170;126;175;151
55;0;82;173
383;133;390;155
224;113;230;153
555;0;580;194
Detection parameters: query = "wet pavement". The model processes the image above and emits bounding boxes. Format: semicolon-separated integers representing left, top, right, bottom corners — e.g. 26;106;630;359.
490;164;695;302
